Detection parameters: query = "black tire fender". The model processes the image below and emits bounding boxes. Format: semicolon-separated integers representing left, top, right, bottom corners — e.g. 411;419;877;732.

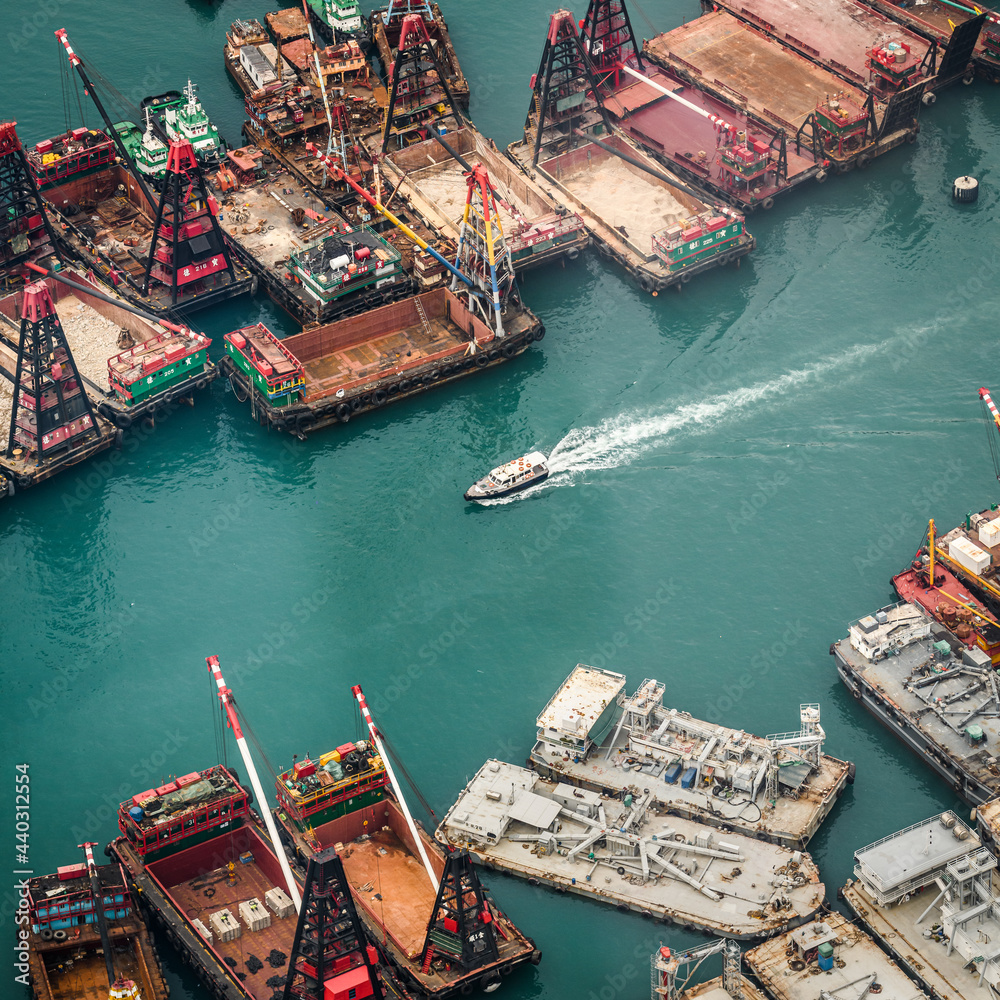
336;403;351;422
40;929;54;941
399;379;412;391
113;410;133;430
487;349;500;361
475;354;489;368
761;196;775;210
501;341;516;359
535;325;545;341
856;154;871;170
296;413;314;434
373;388;388;406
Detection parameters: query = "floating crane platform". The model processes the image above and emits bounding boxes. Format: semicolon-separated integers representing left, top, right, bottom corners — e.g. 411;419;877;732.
376;127;589;271
530;666;852;850
842;811;1000;1000
435;758;825;940
831;600;1000;805
745;912;926;1000
644;13;923;172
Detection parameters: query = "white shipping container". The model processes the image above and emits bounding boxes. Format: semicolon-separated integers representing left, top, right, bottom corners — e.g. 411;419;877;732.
209;908;241;943
239;897;271;932
191;918;213;945
949;536;991;576
980;519;1000;549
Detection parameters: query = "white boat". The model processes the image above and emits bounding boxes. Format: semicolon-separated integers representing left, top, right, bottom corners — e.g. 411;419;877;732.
464;451;548;501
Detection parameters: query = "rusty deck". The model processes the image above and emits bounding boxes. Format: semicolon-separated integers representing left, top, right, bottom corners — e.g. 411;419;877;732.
645;13;876;131
169;860;297;999
605;63;819;204
712;0;932;86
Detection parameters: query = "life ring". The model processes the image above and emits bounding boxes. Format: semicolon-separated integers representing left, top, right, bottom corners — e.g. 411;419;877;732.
40;929;54;941
399;379;412;391
475;354;489;368
113;410;133;430
502;341;516;359
336;403;351;422
373;388;388;406
761;196;775;210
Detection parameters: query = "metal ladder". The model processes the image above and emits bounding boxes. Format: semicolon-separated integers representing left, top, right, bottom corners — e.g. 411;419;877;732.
413;294;433;338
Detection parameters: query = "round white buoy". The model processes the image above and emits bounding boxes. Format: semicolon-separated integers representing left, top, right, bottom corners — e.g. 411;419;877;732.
953;175;979;203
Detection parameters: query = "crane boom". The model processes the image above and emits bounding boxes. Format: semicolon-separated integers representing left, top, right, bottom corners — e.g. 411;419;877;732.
303;142;476;290
206;655;302;911
79;841;117;986
351;684;438;891
54;29;158;213
980;388;1000;481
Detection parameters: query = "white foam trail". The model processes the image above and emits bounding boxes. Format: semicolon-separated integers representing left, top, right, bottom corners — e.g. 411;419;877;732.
546;344;880;478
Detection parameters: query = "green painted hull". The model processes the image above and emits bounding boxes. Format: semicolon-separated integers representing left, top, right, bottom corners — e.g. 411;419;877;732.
224;342;303;408
118;350;209;405
139;816;246;864
282;784;385;836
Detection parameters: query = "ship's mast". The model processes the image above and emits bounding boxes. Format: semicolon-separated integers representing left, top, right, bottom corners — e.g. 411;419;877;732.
352;684;438;890
79;841;117;986
206;655;303;911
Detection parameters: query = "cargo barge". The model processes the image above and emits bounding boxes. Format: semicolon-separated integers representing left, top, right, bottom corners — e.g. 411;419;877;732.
842;810;1000;1000
643;12;924;173
435;758;825;940
24;844;168;1000
530;666;852;850
708;0;983;95
509;10;753;293
744;912;925;1000
831;600;1000;805
220;153;545;434
371;2;469;109
579;0;825;209
273;687;540;997
109;764;310;1000
377;127;588;271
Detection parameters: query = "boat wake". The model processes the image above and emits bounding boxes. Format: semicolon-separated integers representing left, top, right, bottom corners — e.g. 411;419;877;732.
541;344;880;482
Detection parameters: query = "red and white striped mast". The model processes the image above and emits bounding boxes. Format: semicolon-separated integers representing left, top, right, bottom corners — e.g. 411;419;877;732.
206;655;302;912
352;684;438;891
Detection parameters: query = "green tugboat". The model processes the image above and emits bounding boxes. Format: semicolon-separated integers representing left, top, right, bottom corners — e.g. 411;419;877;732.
305;0;368;46
114;108;169;182
141;82;226;168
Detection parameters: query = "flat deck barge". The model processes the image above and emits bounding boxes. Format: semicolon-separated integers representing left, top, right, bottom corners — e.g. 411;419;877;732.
843;811;1000;1000
508;134;753;292
745;912;925;1000
602;62;823;210
377;127;589;271
219;285;543;434
644;14;922;170
436;759;825;940
831;601;1000;805
531;666;851;850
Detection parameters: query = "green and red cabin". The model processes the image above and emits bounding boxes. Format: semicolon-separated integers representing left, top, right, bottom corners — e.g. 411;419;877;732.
225;324;306;407
108;329;211;405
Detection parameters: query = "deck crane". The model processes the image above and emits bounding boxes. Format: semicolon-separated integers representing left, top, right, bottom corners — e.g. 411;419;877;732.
206;655;303;912
304;142;475;293
54;29;158;213
763;704;825;806
652;938;744;1000
352;684;439;891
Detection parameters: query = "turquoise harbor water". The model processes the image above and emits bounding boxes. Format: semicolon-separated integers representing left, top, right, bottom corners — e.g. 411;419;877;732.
3;0;1000;997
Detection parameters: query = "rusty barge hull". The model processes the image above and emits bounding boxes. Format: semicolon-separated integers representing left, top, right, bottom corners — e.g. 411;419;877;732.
644;15;921;170
507;135;753;292
603;63;822;209
220;286;543;435
377;127;590;271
